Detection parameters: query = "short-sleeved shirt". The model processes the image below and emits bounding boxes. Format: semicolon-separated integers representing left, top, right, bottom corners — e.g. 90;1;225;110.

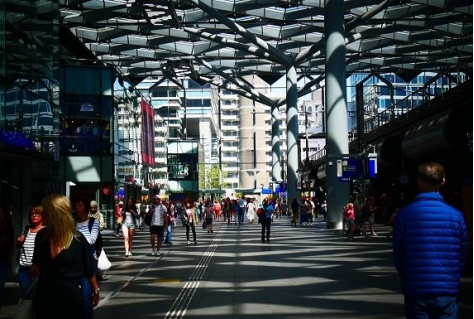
152;203;167;226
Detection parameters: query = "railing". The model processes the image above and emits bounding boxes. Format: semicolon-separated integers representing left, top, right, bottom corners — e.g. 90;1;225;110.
305;76;466;164
361;88;427;134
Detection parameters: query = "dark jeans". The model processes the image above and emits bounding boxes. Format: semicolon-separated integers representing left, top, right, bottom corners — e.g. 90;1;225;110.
404;295;458;319
81;276;93;319
224;210;231;223
185;223;197;242
238;209;245;223
0;260;8;311
18;265;33;298
261;217;271;241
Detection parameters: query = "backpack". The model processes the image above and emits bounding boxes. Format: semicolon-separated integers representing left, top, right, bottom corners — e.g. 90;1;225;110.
88;218;103;256
144;210;152;226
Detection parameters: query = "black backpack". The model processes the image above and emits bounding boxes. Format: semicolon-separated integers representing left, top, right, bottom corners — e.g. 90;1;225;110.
88;218;103;256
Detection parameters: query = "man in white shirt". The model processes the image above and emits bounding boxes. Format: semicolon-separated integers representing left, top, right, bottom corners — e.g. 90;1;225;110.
148;195;168;255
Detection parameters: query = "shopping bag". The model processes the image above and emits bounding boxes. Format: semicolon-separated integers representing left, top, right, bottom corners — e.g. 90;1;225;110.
13;299;34;319
13;278;37;319
98;249;112;271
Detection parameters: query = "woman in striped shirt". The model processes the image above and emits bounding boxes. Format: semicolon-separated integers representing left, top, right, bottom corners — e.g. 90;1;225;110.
74;196;100;319
15;205;45;297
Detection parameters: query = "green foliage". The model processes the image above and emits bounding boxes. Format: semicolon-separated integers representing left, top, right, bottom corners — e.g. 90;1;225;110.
198;163;230;189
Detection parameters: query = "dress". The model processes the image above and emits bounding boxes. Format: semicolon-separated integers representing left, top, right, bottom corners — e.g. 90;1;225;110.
32;228;96;319
246;202;257;223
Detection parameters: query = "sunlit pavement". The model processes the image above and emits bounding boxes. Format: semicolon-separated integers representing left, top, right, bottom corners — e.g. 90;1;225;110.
2;216;472;319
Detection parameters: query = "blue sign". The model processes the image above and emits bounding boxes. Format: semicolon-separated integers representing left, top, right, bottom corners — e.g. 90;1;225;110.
338;177;351;182
341;158;360;178
367;158;377;178
261;187;272;194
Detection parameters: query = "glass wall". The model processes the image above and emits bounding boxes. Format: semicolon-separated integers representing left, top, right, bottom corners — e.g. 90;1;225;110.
0;0;61;248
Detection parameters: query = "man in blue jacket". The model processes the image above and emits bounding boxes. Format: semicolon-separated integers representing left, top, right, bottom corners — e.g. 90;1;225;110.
393;162;468;319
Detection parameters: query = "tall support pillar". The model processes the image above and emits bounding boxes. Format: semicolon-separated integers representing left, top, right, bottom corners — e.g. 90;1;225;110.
325;0;350;229
286;66;299;206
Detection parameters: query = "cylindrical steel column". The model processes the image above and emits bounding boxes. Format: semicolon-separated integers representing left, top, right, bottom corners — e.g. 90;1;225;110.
286;66;299;207
271;104;281;184
325;0;350;229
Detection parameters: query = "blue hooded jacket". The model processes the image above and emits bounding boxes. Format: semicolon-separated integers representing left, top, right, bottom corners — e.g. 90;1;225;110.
393;192;468;297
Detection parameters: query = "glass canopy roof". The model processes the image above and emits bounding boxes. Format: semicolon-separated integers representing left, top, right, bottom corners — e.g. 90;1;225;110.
6;0;474;88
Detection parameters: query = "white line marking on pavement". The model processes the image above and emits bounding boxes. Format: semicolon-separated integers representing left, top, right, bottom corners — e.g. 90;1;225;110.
164;227;225;318
95;252;168;309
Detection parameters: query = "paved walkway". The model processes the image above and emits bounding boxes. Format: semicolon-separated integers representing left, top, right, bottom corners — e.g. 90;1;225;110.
1;216;472;319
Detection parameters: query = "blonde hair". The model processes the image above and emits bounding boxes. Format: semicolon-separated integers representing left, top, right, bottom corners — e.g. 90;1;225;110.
41;194;76;249
346;203;354;209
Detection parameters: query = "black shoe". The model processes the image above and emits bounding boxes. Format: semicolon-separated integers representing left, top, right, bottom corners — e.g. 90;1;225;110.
194;241;197;245
261;239;265;242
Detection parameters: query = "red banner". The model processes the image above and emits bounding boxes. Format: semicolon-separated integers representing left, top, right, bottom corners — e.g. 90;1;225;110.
141;99;155;166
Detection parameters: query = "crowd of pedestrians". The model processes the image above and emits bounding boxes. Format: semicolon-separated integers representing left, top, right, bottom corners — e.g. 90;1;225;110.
0;161;468;319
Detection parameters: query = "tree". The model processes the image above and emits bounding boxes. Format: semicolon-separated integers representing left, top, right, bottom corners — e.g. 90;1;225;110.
198;163;230;189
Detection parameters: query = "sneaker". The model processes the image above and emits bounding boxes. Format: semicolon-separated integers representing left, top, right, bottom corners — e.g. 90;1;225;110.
156;251;162;256
128;252;133;256
125;252;129;257
194;241;197;245
151;249;157;255
187;241;190;245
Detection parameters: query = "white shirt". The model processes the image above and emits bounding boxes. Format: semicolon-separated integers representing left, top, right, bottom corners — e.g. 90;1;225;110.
152;203;167;226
